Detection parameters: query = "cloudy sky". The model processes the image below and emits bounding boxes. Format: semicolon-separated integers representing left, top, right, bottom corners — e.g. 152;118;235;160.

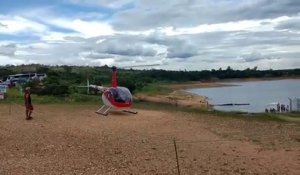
0;0;299;70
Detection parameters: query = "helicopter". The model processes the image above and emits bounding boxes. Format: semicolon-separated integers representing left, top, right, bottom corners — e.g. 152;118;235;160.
83;66;137;116
78;63;160;115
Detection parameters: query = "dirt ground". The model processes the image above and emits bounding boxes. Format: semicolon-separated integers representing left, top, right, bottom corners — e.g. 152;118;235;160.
0;103;299;175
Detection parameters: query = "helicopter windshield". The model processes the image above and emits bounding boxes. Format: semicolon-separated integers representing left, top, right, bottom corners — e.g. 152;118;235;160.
110;87;132;103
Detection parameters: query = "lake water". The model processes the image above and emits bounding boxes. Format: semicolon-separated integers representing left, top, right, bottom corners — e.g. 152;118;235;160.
186;79;300;113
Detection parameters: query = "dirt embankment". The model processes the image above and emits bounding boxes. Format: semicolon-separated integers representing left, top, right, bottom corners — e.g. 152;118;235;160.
136;90;209;109
135;81;226;109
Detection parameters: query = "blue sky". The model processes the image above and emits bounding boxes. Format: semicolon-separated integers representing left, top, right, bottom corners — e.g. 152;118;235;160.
0;0;300;70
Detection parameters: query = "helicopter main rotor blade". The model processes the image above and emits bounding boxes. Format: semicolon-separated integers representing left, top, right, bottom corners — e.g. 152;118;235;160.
121;64;161;68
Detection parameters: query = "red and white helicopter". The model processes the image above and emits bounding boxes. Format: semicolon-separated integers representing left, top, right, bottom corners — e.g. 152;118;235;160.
84;64;159;116
85;66;136;116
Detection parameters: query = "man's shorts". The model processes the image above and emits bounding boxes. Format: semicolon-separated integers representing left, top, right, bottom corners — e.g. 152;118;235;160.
26;105;34;111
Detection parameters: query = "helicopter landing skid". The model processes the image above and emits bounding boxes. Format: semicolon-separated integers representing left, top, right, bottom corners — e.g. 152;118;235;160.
95;105;111;116
123;110;138;114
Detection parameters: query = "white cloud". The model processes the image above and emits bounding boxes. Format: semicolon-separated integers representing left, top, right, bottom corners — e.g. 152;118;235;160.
0;44;17;56
0;22;7;28
0;55;24;65
238;52;280;62
49;19;114;37
41;31;83;43
157;16;295;36
68;0;132;8
0;15;48;35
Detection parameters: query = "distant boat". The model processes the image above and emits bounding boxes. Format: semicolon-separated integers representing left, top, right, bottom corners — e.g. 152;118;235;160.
265;102;278;106
214;103;250;106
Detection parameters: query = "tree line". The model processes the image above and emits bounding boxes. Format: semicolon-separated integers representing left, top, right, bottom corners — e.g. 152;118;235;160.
0;64;299;95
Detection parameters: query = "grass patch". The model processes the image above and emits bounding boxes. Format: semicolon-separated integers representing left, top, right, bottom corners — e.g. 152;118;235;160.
259;113;300;122
68;93;100;103
135;83;172;96
2;87;101;105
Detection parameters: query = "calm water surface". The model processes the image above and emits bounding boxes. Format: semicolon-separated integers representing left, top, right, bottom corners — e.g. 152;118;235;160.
186;79;300;113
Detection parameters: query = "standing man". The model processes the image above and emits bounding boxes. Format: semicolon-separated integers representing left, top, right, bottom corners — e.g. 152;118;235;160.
24;87;33;120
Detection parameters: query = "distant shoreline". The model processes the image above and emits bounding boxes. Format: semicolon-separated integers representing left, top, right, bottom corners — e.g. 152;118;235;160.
166;77;300;90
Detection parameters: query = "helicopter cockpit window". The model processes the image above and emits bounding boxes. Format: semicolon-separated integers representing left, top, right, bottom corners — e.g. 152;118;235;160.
113;87;132;103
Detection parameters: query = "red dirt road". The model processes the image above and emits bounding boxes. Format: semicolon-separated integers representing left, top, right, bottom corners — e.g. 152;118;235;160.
0;104;299;174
